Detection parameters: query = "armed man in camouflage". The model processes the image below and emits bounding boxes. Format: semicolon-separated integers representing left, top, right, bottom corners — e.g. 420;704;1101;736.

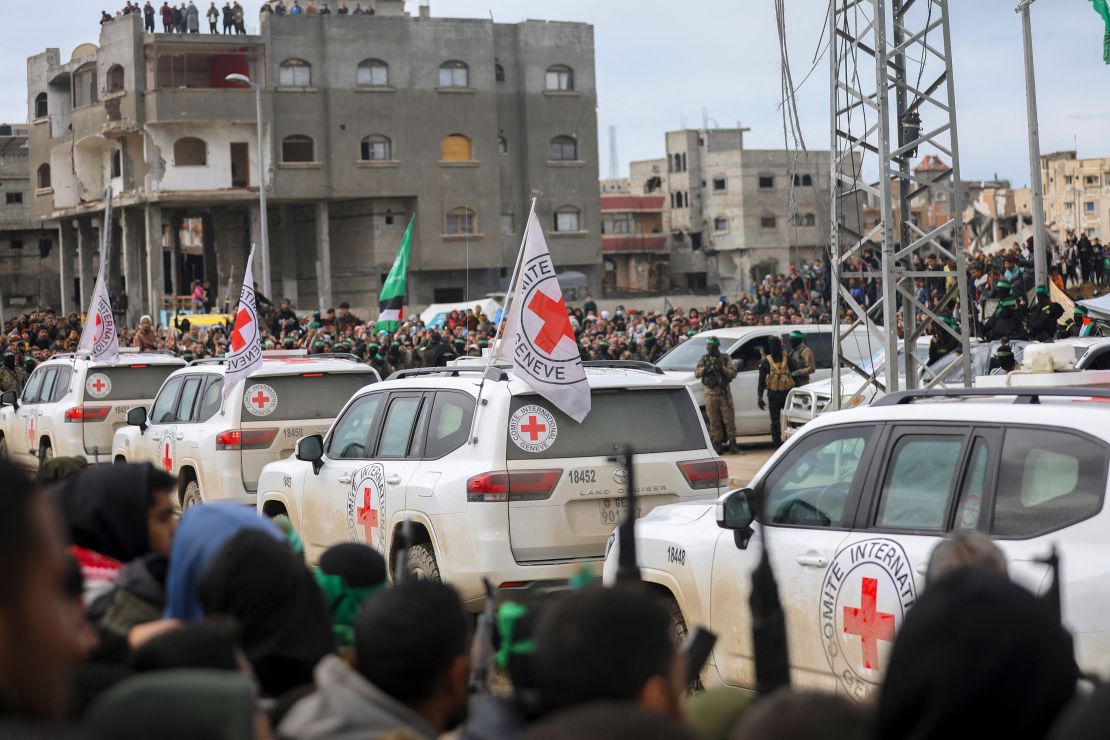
694;336;737;453
0;352;20;395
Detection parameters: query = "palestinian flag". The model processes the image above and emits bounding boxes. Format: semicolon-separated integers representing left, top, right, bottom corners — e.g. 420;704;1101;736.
1093;0;1110;63
374;214;414;333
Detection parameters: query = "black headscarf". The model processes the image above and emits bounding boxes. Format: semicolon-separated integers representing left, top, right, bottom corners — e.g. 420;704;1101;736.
56;462;156;563
197;529;333;697
877;567;1077;740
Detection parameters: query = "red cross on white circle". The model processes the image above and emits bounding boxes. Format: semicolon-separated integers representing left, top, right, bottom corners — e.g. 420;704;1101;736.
91;377;106;393
251;389;270;409
357;486;378;543
161;441;173;472
843;577;896;671
520;415;547;442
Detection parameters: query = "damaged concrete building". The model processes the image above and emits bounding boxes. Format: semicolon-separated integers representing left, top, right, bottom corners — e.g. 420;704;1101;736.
27;1;600;322
0;124;58;311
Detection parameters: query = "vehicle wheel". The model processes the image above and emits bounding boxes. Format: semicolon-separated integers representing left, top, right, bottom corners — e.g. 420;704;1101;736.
38;443;53;472
0;435;7;460
664;596;704;692
407;543;442;582
182;479;203;510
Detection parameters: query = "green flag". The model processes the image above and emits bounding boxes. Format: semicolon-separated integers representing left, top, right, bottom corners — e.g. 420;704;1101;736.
1093;0;1110;63
374;215;414;333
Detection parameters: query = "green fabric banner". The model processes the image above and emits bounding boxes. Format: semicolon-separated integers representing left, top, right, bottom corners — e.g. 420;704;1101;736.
373;214;414;333
1092;0;1110;63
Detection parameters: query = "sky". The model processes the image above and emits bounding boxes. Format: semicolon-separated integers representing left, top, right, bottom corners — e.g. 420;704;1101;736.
4;0;1106;186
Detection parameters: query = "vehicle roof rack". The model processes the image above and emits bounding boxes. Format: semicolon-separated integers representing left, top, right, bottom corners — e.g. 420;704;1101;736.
874;387;1110;406
582;360;665;375
307;353;362;362
387;366;509;382
187;358;227;367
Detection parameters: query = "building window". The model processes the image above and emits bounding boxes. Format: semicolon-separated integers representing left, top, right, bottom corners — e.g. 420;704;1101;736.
107;64;125;94
173;137;207;166
501;213;514;236
10;239;22;251
1087;202;1097;213
1086;175;1099;186
549;135;578;161
111;150;123;178
1065;176;1074;186
38;238;51;257
714;216;728;232
360;134;392;161
497;135;508;155
554;206;581;232
439;60;469;88
761;214;777;229
279;59;312;87
357;59;389;86
683;192;689;208
5;192;22;205
495;63;505;83
793;174;814;187
282;135;315;163
803;213;816;227
759;176;774;189
445;207;475;235
73;64;98;108
34;92;47;119
545;64;574;91
712;177;726;192
37;164;50;189
441;134;473;162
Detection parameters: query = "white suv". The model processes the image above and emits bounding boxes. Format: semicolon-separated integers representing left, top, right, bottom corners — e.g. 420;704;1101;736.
257;360;726;609
607;386;1110;697
0;352;185;470
113;354;378;508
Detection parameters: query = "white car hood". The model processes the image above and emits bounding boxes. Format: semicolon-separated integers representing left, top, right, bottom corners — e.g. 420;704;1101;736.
640;499;715;527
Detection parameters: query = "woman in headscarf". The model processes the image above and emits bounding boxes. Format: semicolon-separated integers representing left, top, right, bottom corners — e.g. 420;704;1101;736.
198;529;333;698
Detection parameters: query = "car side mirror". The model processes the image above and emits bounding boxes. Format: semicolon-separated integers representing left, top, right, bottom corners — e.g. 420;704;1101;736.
1;391;17;410
126;406;148;433
716;487;756;550
296;434;325;475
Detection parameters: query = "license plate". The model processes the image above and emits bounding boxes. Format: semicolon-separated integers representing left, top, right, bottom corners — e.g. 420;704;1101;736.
598;497;643;526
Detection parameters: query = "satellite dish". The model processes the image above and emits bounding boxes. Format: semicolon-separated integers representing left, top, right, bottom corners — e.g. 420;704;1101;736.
71;43;99;62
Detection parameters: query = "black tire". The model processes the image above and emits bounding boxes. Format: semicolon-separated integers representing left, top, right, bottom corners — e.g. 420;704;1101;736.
0;435;7;460
182;478;203;510
664;596;704;693
37;442;52;475
407;543;441;582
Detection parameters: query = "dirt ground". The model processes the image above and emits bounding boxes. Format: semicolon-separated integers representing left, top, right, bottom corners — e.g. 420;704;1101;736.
720;435;778;488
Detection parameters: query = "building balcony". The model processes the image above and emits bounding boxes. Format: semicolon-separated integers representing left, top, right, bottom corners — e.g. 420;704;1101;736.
145;89;259;125
600;195;665;213
601;234;667;253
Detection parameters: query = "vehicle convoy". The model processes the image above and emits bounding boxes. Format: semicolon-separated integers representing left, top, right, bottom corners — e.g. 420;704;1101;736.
113;354;377;509
606;386;1110;696
257;360;727;609
656;325;875;436
0;351;186;470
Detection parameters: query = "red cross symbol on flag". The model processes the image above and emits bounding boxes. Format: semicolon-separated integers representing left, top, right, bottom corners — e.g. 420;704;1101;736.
527;291;574;354
93;312;103;341
520;415;547;442
230;308;254;352
843;577;896;671
357;487;378;542
161;441;173;472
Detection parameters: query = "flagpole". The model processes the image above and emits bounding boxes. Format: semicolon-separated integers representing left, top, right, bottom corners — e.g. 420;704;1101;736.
466;197;536;445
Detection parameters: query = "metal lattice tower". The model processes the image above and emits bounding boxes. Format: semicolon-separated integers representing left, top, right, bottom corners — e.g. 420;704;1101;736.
829;0;973;409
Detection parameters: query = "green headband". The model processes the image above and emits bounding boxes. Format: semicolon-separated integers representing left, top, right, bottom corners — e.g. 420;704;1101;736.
495;601;535;670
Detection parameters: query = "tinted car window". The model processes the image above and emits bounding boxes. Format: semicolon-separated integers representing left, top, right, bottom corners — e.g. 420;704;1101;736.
807;333;833;369
21;367;46;404
327;394;383;460
424;392;474;459
241;372;374;422
176;377;203;422
505;389;705;460
83;365;182;402
954;438;990;530
376;396;423;458
876;435;963;531
150;377;183;424
992;428;1107;537
196;377;223;422
50;366;72;402
37;368;59;404
656;337;711;371
762;427;873;528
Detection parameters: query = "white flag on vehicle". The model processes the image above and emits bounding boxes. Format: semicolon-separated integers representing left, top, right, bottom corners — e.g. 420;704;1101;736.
496;209;591;423
223;246;263;401
77;267;119;364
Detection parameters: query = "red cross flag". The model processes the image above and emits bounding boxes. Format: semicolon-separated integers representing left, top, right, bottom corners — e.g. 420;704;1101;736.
77;267;119;364
497;209;590;423
224;247;263;401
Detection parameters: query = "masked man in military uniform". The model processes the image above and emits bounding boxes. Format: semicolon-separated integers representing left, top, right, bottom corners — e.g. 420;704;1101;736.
0;352;20;395
695;336;737;453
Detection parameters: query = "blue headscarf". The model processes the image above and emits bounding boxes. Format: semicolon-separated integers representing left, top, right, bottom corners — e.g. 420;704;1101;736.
164;503;282;621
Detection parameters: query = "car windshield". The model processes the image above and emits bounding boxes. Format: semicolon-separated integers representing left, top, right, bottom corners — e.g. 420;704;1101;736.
656;337;712;371
923;341;1028;384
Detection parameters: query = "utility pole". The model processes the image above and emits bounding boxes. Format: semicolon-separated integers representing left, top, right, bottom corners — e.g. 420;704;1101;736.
1018;0;1048;288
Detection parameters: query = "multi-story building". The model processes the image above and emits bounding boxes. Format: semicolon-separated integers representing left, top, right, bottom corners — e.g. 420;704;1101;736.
1042;151;1110;243
599;176;666;294
27;2;600;322
0;124;58;312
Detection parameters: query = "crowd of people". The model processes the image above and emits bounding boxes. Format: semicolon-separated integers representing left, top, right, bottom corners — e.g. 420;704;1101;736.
100;0;382;30
3;457;1109;740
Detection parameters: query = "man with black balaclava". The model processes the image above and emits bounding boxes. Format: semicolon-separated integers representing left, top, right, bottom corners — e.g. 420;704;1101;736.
1026;286;1063;342
0;352;20;394
988;342;1017;374
695;336;736;453
420;332;456;368
984;282;1025;341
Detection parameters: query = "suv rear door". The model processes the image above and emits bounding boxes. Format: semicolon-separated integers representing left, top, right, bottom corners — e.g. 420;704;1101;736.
505;386;719;563
81;363;182;462
239;370;375;492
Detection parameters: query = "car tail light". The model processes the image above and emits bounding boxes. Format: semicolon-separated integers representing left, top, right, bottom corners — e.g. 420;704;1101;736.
678;459;729;490
466;469;563;502
64;406;111;423
498;581;529;589
302;372;324;377
130;364;148;369
216;428;279;450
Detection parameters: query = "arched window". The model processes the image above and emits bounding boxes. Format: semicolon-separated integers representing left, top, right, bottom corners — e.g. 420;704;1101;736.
549;135;577;161
545;64;574;91
445;207;475;235
361;134;392;161
279;58;311;87
441;134;472;162
803;213;816;227
494;63;505;83
173;137;207;166
554;206;581;233
497;135;508;155
438;60;469;88
107;64;125;93
357;59;388;86
802;174;813;187
37;163;51;189
714;216;729;233
34;92;48;119
282;135;315;163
